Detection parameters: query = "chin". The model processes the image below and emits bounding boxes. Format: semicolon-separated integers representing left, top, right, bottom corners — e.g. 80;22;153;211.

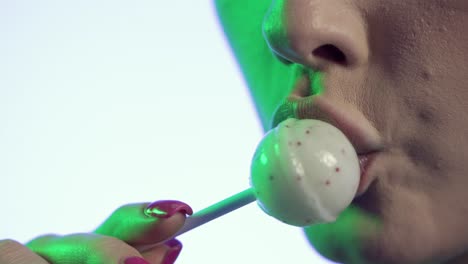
302;150;468;264
303;186;437;264
303;206;382;264
303;202;460;264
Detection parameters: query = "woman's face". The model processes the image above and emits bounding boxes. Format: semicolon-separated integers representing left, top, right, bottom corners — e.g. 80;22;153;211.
260;0;468;263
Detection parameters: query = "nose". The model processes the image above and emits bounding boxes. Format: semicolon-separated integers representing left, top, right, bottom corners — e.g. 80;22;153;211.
263;0;369;70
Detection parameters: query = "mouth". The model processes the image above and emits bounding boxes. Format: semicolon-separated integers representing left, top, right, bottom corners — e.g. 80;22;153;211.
310;97;384;197
271;70;385;197
304;95;384;154
356;152;379;196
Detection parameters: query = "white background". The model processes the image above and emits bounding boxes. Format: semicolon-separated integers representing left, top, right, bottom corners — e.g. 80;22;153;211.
0;1;333;263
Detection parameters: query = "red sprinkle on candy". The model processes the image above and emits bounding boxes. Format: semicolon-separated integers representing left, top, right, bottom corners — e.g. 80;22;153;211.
335;167;340;172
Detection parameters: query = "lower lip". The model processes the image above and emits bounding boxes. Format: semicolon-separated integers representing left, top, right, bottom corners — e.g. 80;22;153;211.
356;152;378;196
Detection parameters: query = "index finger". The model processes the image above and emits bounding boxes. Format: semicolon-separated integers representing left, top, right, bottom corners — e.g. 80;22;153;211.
94;201;192;246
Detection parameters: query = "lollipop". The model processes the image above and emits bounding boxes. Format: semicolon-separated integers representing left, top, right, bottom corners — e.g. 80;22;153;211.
250;118;360;226
139;118;360;250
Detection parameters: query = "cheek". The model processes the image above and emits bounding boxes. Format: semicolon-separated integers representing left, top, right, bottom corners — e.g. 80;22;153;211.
388;103;468;197
397;99;445;174
395;85;468;182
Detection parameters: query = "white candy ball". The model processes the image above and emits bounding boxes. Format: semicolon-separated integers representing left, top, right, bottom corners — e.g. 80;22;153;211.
250;118;360;226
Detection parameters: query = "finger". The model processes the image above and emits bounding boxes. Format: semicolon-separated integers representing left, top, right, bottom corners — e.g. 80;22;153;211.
27;233;149;264
141;239;182;264
94;200;193;245
0;239;49;264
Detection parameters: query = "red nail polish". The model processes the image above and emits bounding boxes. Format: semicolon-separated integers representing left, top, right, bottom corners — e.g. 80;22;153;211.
124;256;150;264
162;239;183;264
144;200;193;218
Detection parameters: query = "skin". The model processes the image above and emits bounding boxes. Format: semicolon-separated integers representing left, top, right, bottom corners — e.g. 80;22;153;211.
0;203;186;264
215;0;468;263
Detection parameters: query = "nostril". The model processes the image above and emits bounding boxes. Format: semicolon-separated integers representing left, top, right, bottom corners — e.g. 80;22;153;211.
312;44;347;65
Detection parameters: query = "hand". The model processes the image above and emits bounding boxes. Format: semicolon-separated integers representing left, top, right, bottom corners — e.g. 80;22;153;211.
0;200;193;264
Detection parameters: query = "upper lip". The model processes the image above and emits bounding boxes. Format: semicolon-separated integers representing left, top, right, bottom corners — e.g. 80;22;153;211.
301;95;385;155
273;75;385;155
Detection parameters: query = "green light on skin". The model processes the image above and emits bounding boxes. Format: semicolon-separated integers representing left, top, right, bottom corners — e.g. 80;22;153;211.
260;152;269;165
274;143;280;156
304;206;382;264
215;0;295;131
93;204;163;243
310;71;325;95
27;204;166;262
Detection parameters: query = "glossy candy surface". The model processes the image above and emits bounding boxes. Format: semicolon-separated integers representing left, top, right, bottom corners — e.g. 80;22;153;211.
250;118;360;226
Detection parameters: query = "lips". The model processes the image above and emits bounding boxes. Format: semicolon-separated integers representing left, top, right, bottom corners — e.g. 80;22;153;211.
356;152;378;196
295;95;384;193
295;95;383;154
271;93;384;197
270;68;386;196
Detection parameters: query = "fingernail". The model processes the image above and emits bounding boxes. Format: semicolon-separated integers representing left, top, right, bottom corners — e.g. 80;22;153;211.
144;200;193;218
124;256;150;264
162;239;183;264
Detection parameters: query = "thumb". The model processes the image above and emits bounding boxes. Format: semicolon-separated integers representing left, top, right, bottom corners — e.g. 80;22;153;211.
94;200;193;246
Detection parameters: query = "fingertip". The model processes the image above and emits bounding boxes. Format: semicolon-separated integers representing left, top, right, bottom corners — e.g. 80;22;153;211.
139;240;182;264
164;238;182;249
95;201;191;246
142;212;187;244
144;200;193;218
162;239;183;264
